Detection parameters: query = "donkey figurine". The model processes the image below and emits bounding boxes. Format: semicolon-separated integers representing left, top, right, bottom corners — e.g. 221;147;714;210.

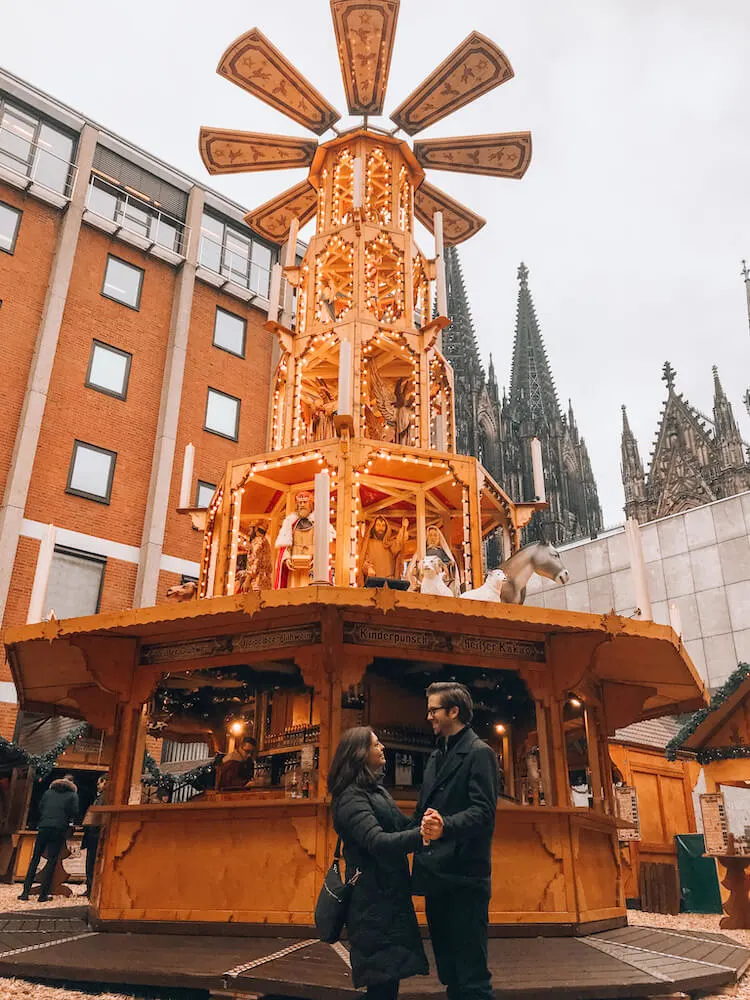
462;541;569;605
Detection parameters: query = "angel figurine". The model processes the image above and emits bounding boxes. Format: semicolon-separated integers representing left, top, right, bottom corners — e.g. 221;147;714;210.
365;361;414;445
309;379;337;441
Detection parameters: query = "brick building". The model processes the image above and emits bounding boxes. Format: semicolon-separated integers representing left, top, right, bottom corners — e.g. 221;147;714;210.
0;68;284;742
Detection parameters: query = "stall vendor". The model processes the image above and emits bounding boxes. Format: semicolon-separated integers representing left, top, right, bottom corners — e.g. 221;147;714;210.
217;736;257;790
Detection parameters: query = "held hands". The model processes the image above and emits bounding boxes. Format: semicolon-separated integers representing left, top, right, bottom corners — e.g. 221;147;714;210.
420;808;444;846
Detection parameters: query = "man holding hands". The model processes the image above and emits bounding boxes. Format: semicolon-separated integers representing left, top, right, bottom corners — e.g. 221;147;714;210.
415;683;499;1000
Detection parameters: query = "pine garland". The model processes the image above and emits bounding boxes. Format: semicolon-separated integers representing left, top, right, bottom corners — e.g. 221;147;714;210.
141;750;217;797
696;745;750;764
665;662;750;760
0;722;88;780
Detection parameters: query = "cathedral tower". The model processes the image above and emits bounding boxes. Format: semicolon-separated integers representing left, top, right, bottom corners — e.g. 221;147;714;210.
621;362;750;522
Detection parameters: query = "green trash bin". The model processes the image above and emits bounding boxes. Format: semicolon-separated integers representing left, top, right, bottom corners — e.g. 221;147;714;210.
675;834;723;914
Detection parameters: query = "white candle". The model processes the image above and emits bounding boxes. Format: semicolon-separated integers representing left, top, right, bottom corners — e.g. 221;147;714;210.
353;157;363;209
531;437;546;502
27;523;56;624
284;218;299;268
179;442;195;508
338;340;352;416
313;469;331;583
434;211;447;317
267;262;282;322
624;518;652;620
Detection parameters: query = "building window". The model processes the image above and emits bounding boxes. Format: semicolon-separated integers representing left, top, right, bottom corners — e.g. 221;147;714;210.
204;388;240;441
44;547;106;620
87;175;185;254
0;97;75;195
0;201;21;254
212;307;246;358
101;255;144;310
66;441;117;503
198;212;274;297
196;480;217;508
85;340;132;399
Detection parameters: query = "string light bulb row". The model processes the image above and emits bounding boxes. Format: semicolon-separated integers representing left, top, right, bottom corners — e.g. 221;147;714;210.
365;147;392;226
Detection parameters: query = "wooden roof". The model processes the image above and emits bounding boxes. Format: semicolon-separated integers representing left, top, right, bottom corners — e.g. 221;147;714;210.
5;590;707;729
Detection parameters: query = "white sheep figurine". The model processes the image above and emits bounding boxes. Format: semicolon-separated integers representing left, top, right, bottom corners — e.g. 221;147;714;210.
419;556;453;597
460;568;507;603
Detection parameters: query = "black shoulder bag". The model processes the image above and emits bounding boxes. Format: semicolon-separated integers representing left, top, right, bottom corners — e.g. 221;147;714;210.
314;837;361;943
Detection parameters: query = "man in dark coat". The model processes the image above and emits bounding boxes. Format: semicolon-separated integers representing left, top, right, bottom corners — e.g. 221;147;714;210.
413;683;498;1000
19;773;79;902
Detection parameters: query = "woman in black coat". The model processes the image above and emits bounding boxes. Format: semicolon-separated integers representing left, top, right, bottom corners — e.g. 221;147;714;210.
329;726;430;1000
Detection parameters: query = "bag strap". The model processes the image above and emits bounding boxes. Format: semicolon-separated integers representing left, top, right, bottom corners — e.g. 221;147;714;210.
334;836;343;860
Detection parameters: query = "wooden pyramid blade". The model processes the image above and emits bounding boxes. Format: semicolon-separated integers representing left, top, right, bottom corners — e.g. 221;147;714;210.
414;180;486;246
330;0;399;116
217;28;340;135
199;129;317;175
390;31;513;136
244;180;318;244
414;132;532;178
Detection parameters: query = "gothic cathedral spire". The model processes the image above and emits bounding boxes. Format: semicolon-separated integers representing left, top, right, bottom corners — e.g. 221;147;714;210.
509;262;561;425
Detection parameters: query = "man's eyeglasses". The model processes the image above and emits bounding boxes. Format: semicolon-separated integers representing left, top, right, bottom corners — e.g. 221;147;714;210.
426;707;447;718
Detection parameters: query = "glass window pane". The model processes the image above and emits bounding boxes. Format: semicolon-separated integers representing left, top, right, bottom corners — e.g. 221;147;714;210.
118;198;150;237
251;242;272;272
0;202;21;253
33;124;73;193
196;481;216;508
205;389;239;439
199;214;223;271
223;229;251;286
155;216;181;252
44;550;104;619
250;261;270;297
213;308;246;356
0;107;35;168
102;256;143;308
69;444;114;499
88;343;130;396
87;180;118;221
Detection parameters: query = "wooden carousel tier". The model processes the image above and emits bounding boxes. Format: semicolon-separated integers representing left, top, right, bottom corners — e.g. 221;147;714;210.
5;586;707;723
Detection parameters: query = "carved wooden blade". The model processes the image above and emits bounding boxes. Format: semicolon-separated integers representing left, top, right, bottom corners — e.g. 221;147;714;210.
414;180;486;246
414;132;532;179
330;0;399;115
244;180;318;244
199;129;317;175
217;28;340;135
391;32;513;136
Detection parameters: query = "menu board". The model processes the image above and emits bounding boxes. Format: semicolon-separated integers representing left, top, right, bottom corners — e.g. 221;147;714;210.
700;792;730;855
615;785;641;842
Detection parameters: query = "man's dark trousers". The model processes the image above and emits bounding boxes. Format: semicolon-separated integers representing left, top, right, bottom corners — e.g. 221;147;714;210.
426;887;492;1000
22;828;65;898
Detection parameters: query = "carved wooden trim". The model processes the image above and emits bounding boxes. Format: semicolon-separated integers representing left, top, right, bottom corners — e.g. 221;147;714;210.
391;31;514;136
199;129;317;175
245;180;319;244
414;132;532;179
140;624;322;666
414;180;485;246
331;0;400;115
217;28;340;135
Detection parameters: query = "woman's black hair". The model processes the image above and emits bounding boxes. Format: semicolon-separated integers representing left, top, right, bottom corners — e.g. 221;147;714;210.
327;726;379;798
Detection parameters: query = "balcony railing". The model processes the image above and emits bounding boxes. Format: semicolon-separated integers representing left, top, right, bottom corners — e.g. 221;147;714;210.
198;233;272;299
85;175;188;256
0;122;76;198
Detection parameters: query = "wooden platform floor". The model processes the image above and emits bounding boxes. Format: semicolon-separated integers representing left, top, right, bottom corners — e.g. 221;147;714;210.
0;908;747;999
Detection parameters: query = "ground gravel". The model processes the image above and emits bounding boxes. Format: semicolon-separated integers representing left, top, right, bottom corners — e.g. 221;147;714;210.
0;887;746;997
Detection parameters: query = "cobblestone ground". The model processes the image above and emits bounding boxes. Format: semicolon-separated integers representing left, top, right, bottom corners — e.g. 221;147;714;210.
0;888;747;998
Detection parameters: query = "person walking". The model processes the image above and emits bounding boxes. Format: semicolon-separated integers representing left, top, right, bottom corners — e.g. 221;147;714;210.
414;682;499;1000
19;773;79;902
329;726;429;1000
81;774;107;898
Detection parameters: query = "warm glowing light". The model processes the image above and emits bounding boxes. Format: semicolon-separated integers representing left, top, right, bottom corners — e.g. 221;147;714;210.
568;697;582;709
495;724;506;735
230;720;245;736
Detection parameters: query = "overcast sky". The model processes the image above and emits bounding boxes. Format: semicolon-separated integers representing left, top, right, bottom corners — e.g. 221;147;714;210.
3;0;749;525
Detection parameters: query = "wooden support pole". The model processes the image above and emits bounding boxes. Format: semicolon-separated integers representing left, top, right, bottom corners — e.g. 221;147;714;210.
178;442;195;508
267;263;282;324
625;517;653;620
434;211;447;317
584;705;605;813
535;701;554;806
284;218;300;268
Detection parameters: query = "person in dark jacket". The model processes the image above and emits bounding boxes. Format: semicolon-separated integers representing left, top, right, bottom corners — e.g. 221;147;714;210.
329;726;429;1000
19;773;79;902
414;683;499;1000
81;774;107;898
